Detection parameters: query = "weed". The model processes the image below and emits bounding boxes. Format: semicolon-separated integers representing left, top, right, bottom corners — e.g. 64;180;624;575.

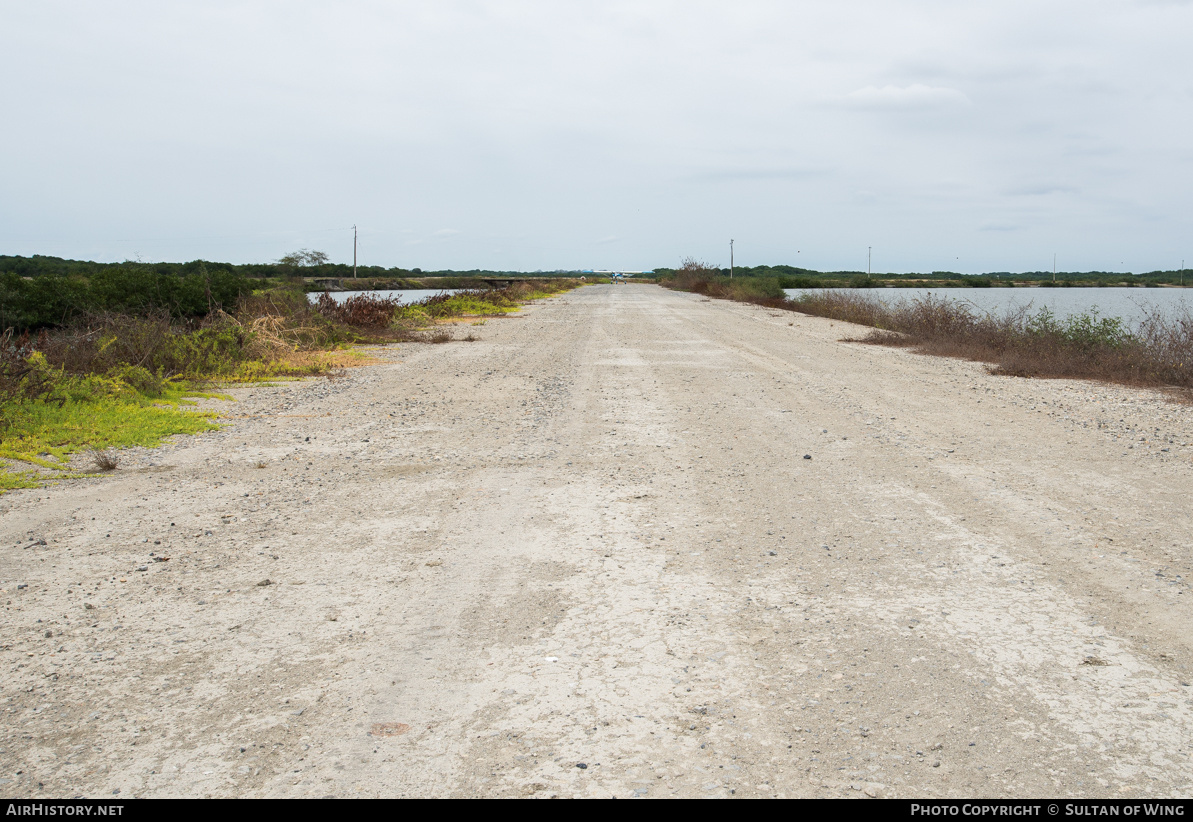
315;292;401;327
412;281;582;320
0;468;45;491
421;291;517;317
0;329;55;407
89;448;119;472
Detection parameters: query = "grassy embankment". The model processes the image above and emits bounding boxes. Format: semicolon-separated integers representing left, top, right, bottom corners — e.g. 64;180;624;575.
662;261;1193;392
0;274;582;491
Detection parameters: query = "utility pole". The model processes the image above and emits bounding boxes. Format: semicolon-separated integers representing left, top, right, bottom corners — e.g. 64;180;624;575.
868;246;872;277
1053;253;1056;283
1182;260;1185;287
730;239;734;279
353;225;358;279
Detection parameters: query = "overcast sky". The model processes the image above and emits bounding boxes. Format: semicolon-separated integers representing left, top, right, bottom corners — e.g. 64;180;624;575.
3;1;1191;272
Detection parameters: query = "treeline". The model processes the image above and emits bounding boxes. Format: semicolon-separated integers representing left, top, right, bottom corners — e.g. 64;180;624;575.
0;255;585;282
1;255;274;280
653;263;1191;288
9;254;1189;287
0;254;591;330
0;265;253;330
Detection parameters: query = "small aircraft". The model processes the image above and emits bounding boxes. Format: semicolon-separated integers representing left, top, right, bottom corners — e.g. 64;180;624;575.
584;270;651;284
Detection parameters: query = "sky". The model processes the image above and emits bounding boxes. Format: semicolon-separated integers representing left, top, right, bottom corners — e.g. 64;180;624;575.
2;1;1192;273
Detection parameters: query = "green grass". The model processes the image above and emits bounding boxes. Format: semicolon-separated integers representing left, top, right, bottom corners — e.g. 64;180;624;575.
219;348;373;382
432;294;521;316
0;378;227;491
1;396;221;466
0;350;378;493
0;468;49;491
414;294;520;318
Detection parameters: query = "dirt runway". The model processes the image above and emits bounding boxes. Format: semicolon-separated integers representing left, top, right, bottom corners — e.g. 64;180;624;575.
4;284;1193;798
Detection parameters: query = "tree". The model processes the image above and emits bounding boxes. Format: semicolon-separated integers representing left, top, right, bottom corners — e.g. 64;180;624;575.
677;257;718;276
276;249;330;273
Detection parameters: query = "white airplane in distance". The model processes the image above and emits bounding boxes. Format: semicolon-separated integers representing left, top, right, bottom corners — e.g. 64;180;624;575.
584;270;652;285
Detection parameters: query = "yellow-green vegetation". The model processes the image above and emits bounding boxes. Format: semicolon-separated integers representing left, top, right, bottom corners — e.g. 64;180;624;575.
0;279;584;494
1;396;220;466
390;280;582;323
219;348;375;383
0;338;374;493
414;293;521;318
0;370;225;491
0;287;375;493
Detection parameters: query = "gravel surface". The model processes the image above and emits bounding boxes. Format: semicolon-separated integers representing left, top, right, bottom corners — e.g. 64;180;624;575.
2;284;1192;798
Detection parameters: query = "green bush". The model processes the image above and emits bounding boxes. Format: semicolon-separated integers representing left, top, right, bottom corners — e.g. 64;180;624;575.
0;267;253;331
88;265;250;317
778;276;821;289
106;364;168;396
40;314;255;382
0;272;88;330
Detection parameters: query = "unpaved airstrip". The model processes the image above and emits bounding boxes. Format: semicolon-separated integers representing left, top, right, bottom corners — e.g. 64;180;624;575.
3;284;1193;798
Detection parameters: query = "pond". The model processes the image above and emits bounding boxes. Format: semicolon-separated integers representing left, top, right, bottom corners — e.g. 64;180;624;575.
783;287;1192;327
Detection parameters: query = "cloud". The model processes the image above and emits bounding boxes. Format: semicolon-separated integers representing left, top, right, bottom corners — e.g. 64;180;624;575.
1004;184;1077;196
841;84;972;109
3;2;1192;271
979;222;1023;232
594;235;619;245
689;168;829;183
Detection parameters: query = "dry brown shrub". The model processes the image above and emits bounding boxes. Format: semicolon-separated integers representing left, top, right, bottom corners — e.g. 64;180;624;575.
89;449;119;471
315;292;400;327
268;349;380;375
38;311;177;376
0;328;54;404
419;329;453;344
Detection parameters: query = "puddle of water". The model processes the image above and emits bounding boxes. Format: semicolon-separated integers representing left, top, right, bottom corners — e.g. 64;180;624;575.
309;289;466;305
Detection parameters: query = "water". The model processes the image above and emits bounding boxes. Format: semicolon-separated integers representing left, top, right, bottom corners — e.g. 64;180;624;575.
783;286;1192;327
310;289;465;305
